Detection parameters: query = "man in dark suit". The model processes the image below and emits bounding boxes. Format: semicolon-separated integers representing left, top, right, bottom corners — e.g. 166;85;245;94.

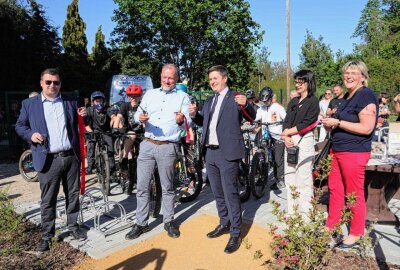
189;65;256;253
15;68;87;252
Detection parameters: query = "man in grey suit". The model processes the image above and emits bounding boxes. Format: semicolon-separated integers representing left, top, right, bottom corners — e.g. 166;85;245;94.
189;65;256;253
16;68;87;252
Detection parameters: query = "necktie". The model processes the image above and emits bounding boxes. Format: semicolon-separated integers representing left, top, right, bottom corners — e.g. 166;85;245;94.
209;93;219;120
206;94;219;145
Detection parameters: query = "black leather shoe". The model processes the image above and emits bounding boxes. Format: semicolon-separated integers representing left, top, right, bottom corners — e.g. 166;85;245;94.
125;224;150;240
69;229;87;241
224;236;241;254
164;221;180;238
36;239;50;252
336;242;360;250
207;224;230;238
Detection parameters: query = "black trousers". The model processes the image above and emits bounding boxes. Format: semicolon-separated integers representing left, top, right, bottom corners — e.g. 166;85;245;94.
272;140;285;182
38;154;80;240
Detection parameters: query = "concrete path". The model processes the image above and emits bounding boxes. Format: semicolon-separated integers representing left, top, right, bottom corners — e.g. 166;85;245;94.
1;162;399;265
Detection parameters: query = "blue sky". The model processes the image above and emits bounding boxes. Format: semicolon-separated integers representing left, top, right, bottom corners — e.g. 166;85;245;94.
36;0;366;68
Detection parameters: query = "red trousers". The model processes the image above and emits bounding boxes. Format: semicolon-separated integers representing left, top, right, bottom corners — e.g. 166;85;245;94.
325;151;370;236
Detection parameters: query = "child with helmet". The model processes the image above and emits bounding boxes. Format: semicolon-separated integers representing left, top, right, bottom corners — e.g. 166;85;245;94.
85;91;116;174
254;86;287;190
114;84;144;194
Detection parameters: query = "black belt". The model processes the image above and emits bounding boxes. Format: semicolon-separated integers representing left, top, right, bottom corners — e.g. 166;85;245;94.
48;149;74;158
205;145;219;150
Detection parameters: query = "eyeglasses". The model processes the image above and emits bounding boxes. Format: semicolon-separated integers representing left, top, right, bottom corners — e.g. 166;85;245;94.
325;93;332;95
44;80;61;86
294;80;306;85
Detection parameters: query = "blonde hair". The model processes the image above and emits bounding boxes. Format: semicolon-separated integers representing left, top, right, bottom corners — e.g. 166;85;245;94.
342;60;369;87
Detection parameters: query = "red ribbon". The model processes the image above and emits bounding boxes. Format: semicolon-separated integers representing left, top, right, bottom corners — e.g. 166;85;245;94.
234;92;255;122
184;117;191;143
78;115;86;195
292;120;320;136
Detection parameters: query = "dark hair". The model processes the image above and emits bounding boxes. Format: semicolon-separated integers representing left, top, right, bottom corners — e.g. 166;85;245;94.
293;69;316;97
208;65;228;77
379;92;389;104
41;68;61;80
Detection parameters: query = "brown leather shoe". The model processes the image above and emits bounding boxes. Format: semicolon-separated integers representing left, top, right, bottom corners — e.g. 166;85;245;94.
206;224;230;238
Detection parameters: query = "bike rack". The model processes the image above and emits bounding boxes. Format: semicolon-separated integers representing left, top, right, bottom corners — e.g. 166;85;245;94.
93;201;133;237
78;187;109;227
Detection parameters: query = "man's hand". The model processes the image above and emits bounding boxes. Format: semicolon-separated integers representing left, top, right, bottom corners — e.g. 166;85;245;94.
175;112;185;124
234;94;247;106
31;132;45;144
77;107;86;117
189;103;197;118
139;112;149;124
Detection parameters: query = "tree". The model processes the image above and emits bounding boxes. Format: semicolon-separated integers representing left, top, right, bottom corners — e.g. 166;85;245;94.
25;0;61;86
89;25;110;71
112;0;263;90
299;30;339;93
62;0;88;62
0;0;61;93
352;0;400;95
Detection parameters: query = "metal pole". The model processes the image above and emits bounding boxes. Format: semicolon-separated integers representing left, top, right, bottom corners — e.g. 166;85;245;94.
286;0;290;105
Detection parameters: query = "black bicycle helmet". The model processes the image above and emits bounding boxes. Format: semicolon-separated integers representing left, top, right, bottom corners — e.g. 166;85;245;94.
260;87;273;102
245;89;256;99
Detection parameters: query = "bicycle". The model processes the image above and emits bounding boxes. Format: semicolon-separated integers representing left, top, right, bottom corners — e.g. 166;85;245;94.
249;121;282;199
19;148;38;182
174;140;203;203
85;131;114;196
238;123;257;202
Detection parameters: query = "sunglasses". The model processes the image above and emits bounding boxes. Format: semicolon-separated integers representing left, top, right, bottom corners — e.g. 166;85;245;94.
44;80;61;86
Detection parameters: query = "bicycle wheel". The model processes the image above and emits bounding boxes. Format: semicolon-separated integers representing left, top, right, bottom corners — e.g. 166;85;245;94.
96;152;111;196
19;149;38;182
238;160;251;202
149;168;162;218
176;159;203;203
114;136;122;159
249;152;268;199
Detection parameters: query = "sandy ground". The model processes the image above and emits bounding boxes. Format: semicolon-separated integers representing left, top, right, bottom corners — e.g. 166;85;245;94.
73;214;272;270
1;164;273;270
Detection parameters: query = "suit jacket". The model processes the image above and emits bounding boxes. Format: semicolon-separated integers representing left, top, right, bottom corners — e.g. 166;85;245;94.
15;94;81;172
192;89;256;161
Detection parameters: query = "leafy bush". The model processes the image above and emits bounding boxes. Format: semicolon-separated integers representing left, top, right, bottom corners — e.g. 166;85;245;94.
0;189;24;255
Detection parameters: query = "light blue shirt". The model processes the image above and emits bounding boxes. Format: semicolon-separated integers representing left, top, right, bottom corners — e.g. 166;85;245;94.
42;93;72;153
134;88;191;142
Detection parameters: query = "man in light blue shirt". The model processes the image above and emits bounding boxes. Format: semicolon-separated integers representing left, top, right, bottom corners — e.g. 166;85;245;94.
125;64;191;240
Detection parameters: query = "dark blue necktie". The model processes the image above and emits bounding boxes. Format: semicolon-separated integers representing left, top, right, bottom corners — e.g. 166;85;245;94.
209;93;219;120
206;94;219;145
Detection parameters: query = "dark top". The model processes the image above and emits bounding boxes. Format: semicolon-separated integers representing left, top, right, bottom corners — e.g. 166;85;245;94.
283;95;319;132
331;86;378;152
86;106;113;132
328;97;345;119
119;102;139;130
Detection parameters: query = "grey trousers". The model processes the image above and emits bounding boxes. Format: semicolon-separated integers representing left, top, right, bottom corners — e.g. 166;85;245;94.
135;140;178;226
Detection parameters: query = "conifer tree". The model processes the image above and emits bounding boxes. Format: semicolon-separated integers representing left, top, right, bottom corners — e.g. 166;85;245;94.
62;0;88;62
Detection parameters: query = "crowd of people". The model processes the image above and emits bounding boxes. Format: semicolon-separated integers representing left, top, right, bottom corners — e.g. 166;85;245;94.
14;60;386;254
